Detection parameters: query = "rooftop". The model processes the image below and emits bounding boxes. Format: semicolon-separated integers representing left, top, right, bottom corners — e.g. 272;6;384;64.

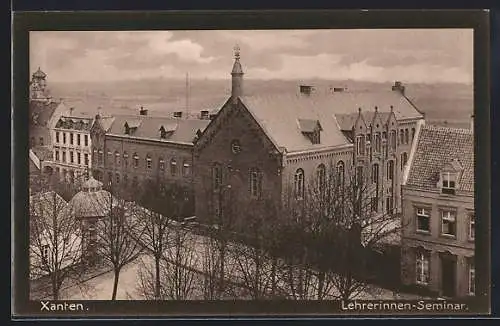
406;125;474;193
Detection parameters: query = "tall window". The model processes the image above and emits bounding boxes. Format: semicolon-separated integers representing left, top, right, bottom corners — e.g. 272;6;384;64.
41;244;49;264
356;135;365;155
401;152;408;170
405;129;409;144
63;133;66;144
70;133;74;145
123;152;129;168
115;151;120;165
133;153;139;168
390;130;397;150
39;137;44;146
183;161;190;177
107;150;112;164
356;166;364;186
77;152;81;165
442;172;457;195
416;250;430;285
84;134;89;146
56;131;60;143
416;207;431;232
62;151;66;163
294;168;305;199
70;151;74;164
386;196;394;214
371;163;379;184
374;132;381;152
77;134;81;146
316;164;326;195
146;155;152;169
469;213;475;240
249;168;262;199
107;172;113;186
55;150;60;161
441;210;457;236
170;158;177;176
387;160;394;181
212;164;222;190
115;173;120;185
468;259;475;295
84;153;89;166
159;158;165;171
123;174;128;186
98;149;103;164
336;161;345;188
400;129;404;145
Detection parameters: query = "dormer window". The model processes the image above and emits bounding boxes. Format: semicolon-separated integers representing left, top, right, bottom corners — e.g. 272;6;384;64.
160;126;167;139
441;172;457;194
298;119;322;145
231;139;241;154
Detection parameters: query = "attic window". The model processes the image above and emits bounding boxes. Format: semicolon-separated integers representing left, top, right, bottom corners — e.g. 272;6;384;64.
441;172;457;195
298;119;322;145
159;126;167;139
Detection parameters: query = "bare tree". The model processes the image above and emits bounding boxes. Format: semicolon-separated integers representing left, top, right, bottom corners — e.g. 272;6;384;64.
95;185;145;300
29;177;85;300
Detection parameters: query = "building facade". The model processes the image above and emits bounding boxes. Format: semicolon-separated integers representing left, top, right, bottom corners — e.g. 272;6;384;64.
90;111;211;200
194;48;425;230
401;125;474;298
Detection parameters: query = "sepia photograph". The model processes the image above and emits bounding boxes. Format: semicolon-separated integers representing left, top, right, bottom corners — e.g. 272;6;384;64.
13;10;491;317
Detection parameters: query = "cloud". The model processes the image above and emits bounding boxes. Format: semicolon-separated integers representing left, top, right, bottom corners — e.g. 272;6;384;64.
30;29;473;84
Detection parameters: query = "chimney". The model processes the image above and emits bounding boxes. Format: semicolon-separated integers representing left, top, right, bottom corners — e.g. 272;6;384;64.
392;81;406;95
173;111;183;119
200;110;209;120
470;114;474;133
139;106;148;116
69;107;74;116
299;85;313;96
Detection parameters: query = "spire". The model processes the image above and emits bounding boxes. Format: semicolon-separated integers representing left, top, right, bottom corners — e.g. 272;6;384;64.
231;44;244;100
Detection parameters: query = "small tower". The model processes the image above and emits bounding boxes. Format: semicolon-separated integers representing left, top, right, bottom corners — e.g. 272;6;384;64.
231;44;244;102
30;67;50;101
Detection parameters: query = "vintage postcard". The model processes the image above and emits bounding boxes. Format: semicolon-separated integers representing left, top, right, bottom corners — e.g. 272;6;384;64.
12;10;491;318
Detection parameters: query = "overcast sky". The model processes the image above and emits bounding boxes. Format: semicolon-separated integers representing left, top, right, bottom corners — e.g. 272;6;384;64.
30;29;473;84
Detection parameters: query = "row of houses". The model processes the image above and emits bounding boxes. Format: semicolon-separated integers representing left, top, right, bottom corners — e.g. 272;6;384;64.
28;47;474;298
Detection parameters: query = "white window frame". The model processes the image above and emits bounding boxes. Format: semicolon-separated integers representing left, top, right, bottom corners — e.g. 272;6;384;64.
249;168;262;199
442;172;457;193
294;169;305;199
183;161;190;177
469;214;475;240
146;156;152;169
416;207;431;233
133;154;139;168
441;210;457;236
159;158;165;171
416;251;430;285
468;260;475;295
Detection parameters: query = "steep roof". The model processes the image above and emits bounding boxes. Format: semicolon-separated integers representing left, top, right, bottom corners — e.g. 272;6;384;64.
67;188;112;218
29;100;59;127
335;111;392;131
238;90;422;153
107;115;210;144
406;125;474;193
55;116;94;131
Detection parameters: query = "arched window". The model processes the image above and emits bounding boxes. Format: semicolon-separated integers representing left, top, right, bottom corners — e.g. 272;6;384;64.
133;153;139;168
183;161;191;177
356;135;365;155
399;129;404;144
387;160;395;181
123;151;128;168
212;163;222;190
170;158;177;176
390;130;397;150
336;161;345;188
401;152;408;170
316;164;326;194
374;132;381;152
114;151;120;165
294;168;305;199
146;154;152;169
158;157;165;171
249;168;262;199
372;163;379;184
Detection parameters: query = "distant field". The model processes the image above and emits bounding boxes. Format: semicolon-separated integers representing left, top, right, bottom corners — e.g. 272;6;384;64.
49;78;473;128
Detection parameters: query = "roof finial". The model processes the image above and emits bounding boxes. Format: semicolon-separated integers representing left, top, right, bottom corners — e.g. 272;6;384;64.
358;107;362;113
234;44;241;60
374;106;378;112
390;105;394;112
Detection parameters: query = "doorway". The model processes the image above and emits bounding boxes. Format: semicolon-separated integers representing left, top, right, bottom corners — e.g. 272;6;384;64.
440;253;456;297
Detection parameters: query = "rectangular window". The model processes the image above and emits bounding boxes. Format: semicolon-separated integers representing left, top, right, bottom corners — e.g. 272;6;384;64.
356;135;365;155
133;155;139;168
62;151;66;163
70;151;74;164
115;173;120;185
469;214;475;240
77;152;81;165
123;174;128;186
441;210;457;236
249;169;262;198
356;166;364;185
56;132;60;143
416;251;430;285
183;162;190;177
442;172;457;195
84;135;88;147
55;150;59;161
70;133;74;145
159;159;165;171
98;150;103;164
213;165;222;190
39;137;44;146
63;133;66;144
146;158;152;169
171;160;177;176
375;133;381;152
387;160;394;181
371;164;379;184
77;134;81;146
468;259;475;295
84;153;89;166
416;207;431;232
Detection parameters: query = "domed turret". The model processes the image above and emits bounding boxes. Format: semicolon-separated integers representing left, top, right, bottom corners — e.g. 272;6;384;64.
67;176;112;219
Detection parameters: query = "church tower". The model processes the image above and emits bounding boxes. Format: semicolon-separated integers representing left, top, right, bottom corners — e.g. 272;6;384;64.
30;67;50;101
231;44;244;101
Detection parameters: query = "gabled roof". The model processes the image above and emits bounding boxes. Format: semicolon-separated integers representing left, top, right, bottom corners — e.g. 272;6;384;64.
238;90;422;153
107;115;210;144
335;111;392;132
406;125;474;193
297;119;322;133
55;116;94;131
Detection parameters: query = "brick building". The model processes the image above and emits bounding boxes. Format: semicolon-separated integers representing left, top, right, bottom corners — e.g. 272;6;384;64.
401;125;474;298
194;47;425;229
90;109;212;199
